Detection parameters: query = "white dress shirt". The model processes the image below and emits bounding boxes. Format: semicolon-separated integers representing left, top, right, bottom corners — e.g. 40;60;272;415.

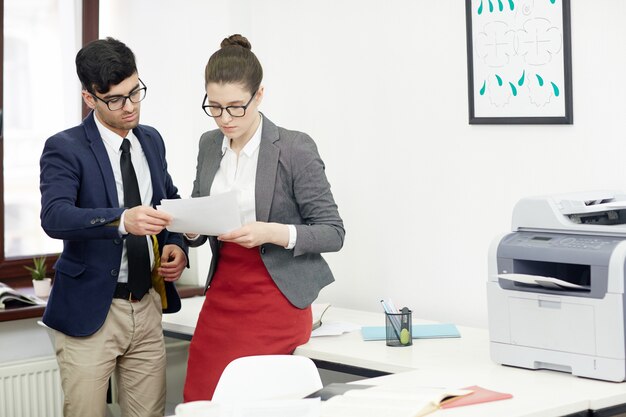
94;115;155;283
210;118;296;249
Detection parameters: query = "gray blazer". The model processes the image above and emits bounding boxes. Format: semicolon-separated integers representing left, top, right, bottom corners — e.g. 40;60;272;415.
188;115;345;308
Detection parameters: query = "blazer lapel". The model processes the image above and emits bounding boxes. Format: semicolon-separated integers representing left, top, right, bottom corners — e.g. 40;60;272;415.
202;136;224;197
255;115;280;222
192;133;224;197
84;112;119;208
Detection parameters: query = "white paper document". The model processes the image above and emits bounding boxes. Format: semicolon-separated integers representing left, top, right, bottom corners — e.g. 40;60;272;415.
157;191;242;236
498;273;589;290
311;321;361;337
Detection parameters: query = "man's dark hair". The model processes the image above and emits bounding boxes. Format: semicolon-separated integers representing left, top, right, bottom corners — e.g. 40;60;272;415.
76;37;137;95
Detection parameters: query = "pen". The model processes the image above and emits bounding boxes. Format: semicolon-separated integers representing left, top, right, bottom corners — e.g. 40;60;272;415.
380;299;402;341
387;299;400;314
379;299;392;314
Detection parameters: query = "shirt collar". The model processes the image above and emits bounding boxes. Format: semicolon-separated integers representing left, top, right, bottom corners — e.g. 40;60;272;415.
221;116;263;157
93;112;138;151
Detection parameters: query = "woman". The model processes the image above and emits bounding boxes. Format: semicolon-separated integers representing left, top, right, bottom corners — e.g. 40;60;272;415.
183;34;345;401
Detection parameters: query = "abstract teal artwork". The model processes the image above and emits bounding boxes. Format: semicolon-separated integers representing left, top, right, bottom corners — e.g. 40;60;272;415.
466;0;572;124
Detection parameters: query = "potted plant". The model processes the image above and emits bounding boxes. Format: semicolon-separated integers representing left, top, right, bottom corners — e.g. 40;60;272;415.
25;256;51;298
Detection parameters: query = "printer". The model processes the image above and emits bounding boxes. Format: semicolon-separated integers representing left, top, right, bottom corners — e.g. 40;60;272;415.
488;191;626;381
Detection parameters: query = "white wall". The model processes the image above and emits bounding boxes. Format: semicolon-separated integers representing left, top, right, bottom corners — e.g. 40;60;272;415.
100;0;626;328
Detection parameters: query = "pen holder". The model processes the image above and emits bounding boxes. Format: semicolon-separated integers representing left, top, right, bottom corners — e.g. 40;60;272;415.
385;310;412;347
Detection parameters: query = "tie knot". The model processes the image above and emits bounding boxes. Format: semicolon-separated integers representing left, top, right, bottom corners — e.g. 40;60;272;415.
120;138;131;153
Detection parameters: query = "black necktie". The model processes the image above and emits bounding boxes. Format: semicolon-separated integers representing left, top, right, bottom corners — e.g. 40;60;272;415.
120;138;151;300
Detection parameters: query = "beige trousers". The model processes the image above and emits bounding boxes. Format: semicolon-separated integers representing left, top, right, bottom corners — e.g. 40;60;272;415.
54;289;166;417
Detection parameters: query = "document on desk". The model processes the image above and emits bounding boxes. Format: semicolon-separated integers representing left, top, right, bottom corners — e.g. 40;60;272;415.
157;191;242;236
311;321;361;337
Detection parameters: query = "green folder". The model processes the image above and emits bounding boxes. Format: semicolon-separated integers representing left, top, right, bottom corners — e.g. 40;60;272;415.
360;323;460;341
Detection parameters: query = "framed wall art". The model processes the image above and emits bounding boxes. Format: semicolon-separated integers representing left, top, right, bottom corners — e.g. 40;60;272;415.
465;0;573;124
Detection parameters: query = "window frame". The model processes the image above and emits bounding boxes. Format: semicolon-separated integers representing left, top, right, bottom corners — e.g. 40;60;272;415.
0;0;99;287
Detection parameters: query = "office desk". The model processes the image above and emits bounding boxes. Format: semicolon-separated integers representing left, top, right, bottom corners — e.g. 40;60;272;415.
161;298;486;375
161;295;202;340
350;368;589;417
162;298;626;416
296;307;490;376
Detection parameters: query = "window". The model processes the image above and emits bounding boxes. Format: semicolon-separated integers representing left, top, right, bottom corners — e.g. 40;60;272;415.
1;0;98;285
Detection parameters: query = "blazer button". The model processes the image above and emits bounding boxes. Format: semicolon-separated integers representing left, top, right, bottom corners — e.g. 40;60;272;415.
260;246;266;254
90;219;97;224
110;269;119;277
114;239;122;245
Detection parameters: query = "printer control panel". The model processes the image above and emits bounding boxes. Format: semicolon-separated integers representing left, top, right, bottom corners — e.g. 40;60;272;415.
510;234;616;250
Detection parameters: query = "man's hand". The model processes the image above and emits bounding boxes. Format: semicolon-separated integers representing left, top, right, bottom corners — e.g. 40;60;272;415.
124;206;172;236
159;244;187;282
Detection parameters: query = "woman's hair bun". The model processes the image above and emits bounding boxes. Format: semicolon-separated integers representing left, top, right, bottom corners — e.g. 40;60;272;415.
220;34;252;50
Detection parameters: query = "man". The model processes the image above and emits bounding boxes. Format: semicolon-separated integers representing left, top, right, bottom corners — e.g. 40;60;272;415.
40;37;187;417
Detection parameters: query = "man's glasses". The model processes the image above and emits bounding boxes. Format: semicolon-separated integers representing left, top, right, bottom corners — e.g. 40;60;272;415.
202;90;257;118
91;78;147;111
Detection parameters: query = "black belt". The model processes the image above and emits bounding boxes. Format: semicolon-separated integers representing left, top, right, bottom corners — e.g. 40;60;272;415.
113;282;144;302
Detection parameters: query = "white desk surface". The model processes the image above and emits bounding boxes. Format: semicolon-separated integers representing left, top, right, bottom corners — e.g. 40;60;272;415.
296;307;490;374
352;368;589;417
162;295;203;336
163;297;626;416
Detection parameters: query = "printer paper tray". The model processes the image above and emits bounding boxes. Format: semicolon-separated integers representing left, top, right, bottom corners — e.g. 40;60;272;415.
498;273;590;291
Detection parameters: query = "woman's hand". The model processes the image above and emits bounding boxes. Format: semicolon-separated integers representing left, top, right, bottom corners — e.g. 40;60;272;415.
218;222;289;248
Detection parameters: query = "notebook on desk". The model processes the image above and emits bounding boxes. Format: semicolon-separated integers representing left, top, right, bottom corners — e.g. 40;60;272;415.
440;385;512;408
319;385;473;417
360;323;460;341
0;283;46;309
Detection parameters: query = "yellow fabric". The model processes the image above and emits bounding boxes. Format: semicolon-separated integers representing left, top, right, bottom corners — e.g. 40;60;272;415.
150;235;168;310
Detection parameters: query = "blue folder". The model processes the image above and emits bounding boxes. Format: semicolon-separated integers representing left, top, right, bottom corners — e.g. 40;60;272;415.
360;323;460;341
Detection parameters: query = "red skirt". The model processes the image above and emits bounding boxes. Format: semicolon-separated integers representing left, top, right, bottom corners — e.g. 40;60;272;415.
183;242;312;401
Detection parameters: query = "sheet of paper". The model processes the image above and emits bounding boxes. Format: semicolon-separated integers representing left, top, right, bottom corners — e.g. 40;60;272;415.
596;201;626;210
157;191;242;236
498;273;589;290
311;321;361;337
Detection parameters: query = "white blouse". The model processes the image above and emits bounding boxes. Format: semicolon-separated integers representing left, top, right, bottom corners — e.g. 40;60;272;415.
210;119;262;226
209;118;296;249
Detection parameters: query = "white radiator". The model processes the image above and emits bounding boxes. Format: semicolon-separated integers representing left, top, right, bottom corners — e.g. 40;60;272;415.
0;357;63;417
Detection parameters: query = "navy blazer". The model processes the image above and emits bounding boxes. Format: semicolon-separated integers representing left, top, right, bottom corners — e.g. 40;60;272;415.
40;112;185;337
